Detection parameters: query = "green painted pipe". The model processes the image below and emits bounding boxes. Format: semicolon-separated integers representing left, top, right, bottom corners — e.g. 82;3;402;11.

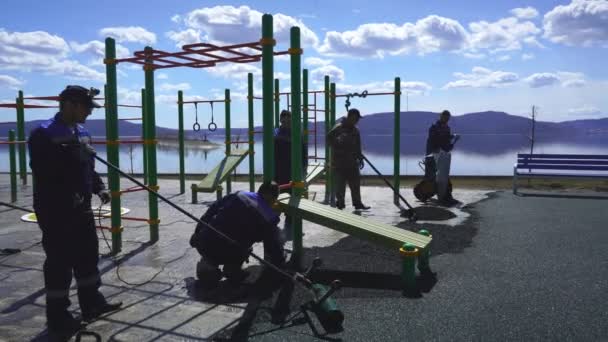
16;91;26;185
417;229;432;272
400;243;417;293
290;26;303;268
8;130;17;203
303;69;309;163
262;14;274;182
329;82;336;207
178;90;185;194
394;77;401;205
247;73;255;192
225;88;231;195
141;88;148;185
144;46;159;243
105;38;122;254
324;76;330;203
274;78;280;129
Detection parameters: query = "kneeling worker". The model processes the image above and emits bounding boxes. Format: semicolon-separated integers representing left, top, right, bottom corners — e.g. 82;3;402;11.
189;181;286;288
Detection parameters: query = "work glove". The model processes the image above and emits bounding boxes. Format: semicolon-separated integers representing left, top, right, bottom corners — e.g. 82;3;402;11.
98;190;111;204
357;156;365;170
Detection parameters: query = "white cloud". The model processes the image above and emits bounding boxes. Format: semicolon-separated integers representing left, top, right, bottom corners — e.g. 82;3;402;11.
468;16;541;53
443;66;519;89
183;5;319;48
524;71;587;88
510;7;539;19
0;29;104;82
402;81;433;94
543;0;608;47
171;14;182;23
157;73;169;80
0;74;24;90
522;53;535;60
159;82;192;92
99;26;157;45
524;73;560;87
497;55;511;61
304;57;333;67
318;15;468;58
166;29;201;48
310;65;345;82
274;72;291;81
463;52;486;59
205;62;261;80
568;105;602;116
70;40;130;64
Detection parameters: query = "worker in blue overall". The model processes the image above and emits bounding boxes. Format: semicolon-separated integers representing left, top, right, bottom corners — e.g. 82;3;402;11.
189;181;286;290
28;85;122;338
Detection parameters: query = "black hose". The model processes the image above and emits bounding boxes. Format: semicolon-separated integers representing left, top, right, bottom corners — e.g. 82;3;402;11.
360;154;417;220
93;154;312;290
0;201;34;213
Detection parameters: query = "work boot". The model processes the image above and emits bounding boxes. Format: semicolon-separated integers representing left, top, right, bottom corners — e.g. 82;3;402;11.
196;259;222;290
223;265;250;284
353;203;371;210
82;301;123;322
336;202;345;210
47;312;83;341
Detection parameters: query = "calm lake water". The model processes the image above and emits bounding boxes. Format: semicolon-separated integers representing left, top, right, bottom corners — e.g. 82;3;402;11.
1;134;607;176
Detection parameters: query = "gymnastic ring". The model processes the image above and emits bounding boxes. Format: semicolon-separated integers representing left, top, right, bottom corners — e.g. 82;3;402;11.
193;122;201;131
208;122;217;132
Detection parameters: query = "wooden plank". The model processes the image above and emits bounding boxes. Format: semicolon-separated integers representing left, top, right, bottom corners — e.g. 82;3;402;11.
276;194;431;250
305;162;326;184
195;150;248;192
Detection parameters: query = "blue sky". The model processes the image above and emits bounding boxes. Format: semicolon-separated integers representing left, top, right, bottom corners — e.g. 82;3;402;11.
1;0;607;129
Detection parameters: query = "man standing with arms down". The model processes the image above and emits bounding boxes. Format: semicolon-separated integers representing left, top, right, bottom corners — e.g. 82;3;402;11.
28;85;122;338
425;110;459;205
327;108;370;210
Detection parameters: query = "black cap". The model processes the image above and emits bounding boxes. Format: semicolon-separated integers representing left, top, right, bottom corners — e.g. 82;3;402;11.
347;108;362;119
59;85;102;108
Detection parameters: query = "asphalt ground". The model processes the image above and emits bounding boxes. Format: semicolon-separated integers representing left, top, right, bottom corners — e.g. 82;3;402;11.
0;175;607;341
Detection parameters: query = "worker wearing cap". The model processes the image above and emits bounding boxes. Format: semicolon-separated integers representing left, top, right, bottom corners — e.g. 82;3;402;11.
327;108;370;210
28;85;122;337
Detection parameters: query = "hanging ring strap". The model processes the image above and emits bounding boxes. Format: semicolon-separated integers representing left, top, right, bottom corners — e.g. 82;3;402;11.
193;102;200;131
208;102;217;132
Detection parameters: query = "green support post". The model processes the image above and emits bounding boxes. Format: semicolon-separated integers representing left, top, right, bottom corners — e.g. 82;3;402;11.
417;229;432;273
225;89;231;194
329;82;337;207
16;91;26;185
8;130;17;202
144;46;159;243
400;243;418;294
247;73;255;192
104;38;122;254
394;77;401;206
274;78;280;128
303;69;309;170
262;14;274;182
141;89;148;185
178;90;185;194
290;26;304;268
324;76;330;203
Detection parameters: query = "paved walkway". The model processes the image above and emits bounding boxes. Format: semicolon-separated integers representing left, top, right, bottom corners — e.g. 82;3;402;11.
0;175;606;341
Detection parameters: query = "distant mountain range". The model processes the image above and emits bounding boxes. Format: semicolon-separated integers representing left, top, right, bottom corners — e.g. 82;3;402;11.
2;110;606;139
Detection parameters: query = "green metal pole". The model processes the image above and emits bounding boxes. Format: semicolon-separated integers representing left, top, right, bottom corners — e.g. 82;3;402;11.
400;243;418;295
16;91;26;185
104;38;122;254
417;229;432;273
225;89;231;194
303;69;309;169
262;14;274;182
274;78;280;128
141;88;148;185
8;130;17;202
144;46;159;243
247;73;255;192
324;76;330;203
290;27;303;268
329;82;337;207
394;77;401;206
178;90;185;194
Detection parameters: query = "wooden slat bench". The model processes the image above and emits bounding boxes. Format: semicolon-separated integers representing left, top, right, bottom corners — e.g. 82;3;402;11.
276;193;432;291
191;150;249;203
513;153;608;195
